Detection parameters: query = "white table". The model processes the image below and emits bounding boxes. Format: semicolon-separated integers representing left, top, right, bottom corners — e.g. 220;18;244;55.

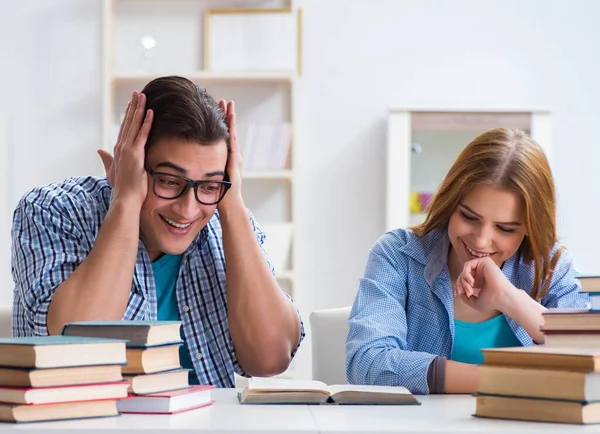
4;389;599;433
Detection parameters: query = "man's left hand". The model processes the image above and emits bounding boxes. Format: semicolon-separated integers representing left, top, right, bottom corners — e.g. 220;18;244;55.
218;99;245;213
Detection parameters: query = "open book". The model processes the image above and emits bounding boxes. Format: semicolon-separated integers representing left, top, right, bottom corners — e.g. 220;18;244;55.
238;378;420;405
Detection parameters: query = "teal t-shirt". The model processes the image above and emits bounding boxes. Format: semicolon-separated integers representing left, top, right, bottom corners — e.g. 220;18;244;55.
451;314;522;364
152;254;199;385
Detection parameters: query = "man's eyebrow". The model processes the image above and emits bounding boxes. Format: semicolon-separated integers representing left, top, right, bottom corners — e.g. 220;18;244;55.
154;162;225;179
154;161;186;174
459;203;522;226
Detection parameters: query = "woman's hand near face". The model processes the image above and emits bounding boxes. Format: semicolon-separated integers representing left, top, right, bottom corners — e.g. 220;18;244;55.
454;256;518;313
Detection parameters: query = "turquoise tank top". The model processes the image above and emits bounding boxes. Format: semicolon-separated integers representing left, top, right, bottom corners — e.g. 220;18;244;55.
152;253;198;384
451;314;522;364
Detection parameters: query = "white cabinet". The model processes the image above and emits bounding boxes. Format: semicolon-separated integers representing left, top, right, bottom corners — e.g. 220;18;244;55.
386;108;553;231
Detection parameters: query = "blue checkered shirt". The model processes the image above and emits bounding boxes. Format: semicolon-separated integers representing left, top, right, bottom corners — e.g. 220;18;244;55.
12;176;304;387
346;227;589;394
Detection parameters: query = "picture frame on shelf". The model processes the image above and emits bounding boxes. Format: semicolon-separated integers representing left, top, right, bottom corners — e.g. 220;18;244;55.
203;8;302;74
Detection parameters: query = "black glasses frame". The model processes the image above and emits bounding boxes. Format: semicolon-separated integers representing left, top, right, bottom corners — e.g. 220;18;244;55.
145;164;232;205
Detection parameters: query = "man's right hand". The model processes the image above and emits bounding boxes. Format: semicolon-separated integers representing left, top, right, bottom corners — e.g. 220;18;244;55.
98;91;153;207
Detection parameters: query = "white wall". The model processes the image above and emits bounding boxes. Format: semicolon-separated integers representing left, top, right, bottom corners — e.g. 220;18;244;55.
296;0;600;311
0;1;103;306
1;0;600;327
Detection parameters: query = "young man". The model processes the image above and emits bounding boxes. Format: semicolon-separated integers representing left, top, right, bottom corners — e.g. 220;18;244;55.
11;76;304;387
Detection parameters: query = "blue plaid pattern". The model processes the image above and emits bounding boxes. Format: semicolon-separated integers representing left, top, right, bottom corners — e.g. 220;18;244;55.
11;176;304;387
346;227;589;394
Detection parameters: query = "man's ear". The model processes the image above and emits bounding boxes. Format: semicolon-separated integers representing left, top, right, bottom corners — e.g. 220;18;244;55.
97;149;114;186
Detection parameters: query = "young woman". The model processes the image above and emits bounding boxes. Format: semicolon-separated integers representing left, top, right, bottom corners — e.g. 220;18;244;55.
346;128;589;394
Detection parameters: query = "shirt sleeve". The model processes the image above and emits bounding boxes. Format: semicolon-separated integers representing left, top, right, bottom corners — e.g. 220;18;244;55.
231;211;305;378
541;246;590;309
11;192;90;337
345;232;437;394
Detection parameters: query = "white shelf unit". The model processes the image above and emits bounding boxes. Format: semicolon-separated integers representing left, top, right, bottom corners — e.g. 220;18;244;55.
102;0;302;379
386;108;553;231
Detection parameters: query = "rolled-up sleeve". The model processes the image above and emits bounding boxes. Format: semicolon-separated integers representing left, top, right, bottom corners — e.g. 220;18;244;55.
541;247;590;309
12;194;89;337
346;232;436;394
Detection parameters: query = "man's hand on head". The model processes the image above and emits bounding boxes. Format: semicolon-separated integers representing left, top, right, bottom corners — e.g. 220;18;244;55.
97;91;153;209
217;99;245;216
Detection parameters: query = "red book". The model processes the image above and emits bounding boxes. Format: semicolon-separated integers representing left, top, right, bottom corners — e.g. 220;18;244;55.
116;385;215;414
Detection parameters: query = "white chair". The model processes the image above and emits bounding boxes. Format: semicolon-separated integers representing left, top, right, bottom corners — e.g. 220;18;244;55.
0;306;11;337
309;306;351;385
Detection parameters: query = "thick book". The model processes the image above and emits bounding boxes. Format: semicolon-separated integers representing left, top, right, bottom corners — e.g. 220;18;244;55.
0;399;120;423
124;368;189;395
478;365;600;401
0;365;123;388
0;381;129;405
577;274;600;293
542;308;600;331
62;320;182;347
0;336;127;368
116;385;214;414
238;378;420;405
544;330;600;348
474;393;600;424
481;346;600;372
123;344;182;374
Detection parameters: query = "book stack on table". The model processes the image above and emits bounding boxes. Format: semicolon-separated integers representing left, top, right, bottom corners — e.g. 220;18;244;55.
0;336;129;423
474;274;600;424
62;321;214;414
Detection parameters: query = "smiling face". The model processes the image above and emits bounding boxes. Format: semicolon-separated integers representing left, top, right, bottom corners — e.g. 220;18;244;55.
447;184;528;277
140;137;228;261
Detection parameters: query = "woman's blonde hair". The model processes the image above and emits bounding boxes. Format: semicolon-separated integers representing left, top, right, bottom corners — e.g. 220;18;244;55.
411;128;560;301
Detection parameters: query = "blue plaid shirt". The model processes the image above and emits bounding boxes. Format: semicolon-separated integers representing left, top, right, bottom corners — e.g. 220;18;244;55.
11;176;304;387
346;227;589;394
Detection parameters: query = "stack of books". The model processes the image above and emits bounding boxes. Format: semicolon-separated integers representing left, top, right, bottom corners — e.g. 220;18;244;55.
474;274;600;424
475;346;600;424
62;321;214;414
0;336;129;423
540;274;600;348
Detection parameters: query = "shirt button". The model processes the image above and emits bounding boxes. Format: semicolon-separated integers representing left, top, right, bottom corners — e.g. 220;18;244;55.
196;353;203;360
183;305;190;312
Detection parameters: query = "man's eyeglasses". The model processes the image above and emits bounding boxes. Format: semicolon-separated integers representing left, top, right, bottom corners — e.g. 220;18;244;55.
145;164;231;205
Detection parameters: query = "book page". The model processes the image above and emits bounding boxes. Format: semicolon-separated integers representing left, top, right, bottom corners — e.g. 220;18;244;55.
327;384;411;396
248;378;328;392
